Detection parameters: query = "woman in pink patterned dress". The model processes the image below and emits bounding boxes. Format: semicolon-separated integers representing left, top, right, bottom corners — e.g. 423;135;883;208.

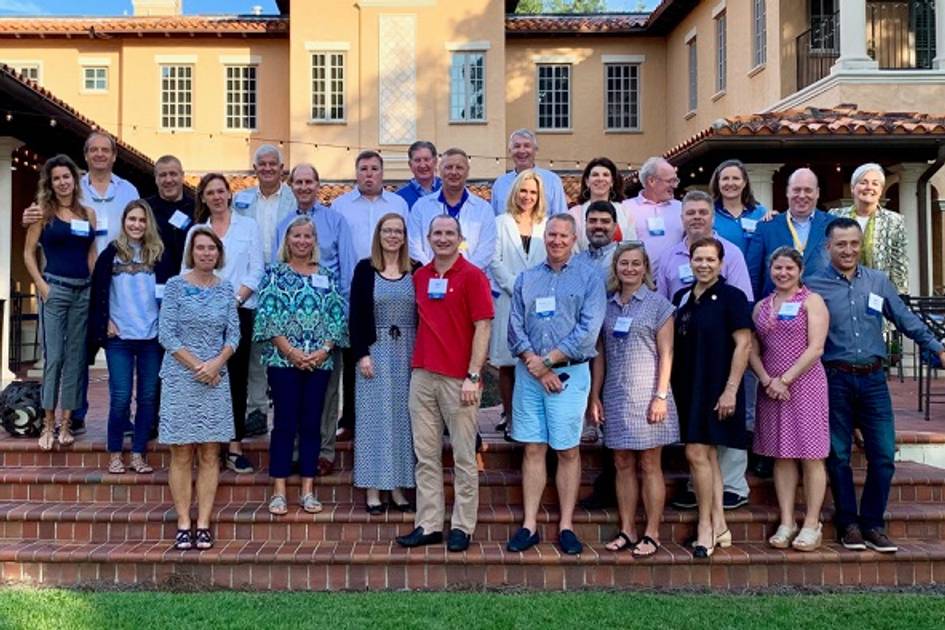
749;246;830;552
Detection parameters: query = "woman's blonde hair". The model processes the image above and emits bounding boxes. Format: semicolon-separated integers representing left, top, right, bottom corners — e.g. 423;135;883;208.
370;212;410;274
278;216;320;265
114;199;165;267
504;169;547;223
607;241;654;293
184;226;225;270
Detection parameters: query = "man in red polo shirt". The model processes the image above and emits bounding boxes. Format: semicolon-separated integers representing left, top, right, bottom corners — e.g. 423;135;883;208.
396;215;493;553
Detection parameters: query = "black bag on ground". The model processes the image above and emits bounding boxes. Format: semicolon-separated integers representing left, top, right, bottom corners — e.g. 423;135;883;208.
0;380;43;438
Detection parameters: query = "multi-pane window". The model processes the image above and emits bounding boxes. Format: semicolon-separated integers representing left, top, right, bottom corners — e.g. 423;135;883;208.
225;65;257;130
715;12;727;93
604;63;639;131
160;65;193;129
311;52;345;122
9;63;40;83
752;0;767;67
687;37;698;112
450;52;486;122
810;0;838;51
537;64;571;130
83;66;108;92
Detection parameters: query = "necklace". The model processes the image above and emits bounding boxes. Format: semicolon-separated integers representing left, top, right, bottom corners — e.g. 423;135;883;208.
189;273;216;288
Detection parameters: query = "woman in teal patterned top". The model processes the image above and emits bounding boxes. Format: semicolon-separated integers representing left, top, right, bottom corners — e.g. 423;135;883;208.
253;216;348;515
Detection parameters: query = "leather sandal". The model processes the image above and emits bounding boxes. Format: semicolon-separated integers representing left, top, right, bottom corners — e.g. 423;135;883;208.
300;493;322;514
38;421;55;451
768;523;799;549
791;523;823;552
604;531;637;552
173;528;194;550
268;494;288;516
108;454;126;474
129;453;153;474
58;417;75;447
194;528;214;550
632;535;662;558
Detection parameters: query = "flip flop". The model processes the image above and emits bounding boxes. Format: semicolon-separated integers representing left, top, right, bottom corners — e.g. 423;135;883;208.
632;535;662;558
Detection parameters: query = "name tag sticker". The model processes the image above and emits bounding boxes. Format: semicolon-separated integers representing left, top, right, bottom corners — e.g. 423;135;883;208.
678;263;694;285
741;218;758;233
535;296;556;319
70;219;90;236
310;274;330;290
428;278;448;300
868;292;884;315
612;316;633;338
169;210;191;230
94;216;109;236
647;216;666;236
778;301;801;320
155;284;165;300
233;191;254;210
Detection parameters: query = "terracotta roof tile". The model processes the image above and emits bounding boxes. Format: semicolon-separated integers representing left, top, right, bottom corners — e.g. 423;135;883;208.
505;13;647;35
664;107;945;161
0;16;288;37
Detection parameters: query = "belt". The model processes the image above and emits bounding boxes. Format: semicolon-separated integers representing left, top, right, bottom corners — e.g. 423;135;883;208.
44;276;91;290
823;359;883;375
552;358;589;368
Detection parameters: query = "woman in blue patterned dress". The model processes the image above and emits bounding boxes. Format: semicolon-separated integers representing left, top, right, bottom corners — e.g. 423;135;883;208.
349;213;418;514
159;227;240;551
254;216;348;516
587;242;678;557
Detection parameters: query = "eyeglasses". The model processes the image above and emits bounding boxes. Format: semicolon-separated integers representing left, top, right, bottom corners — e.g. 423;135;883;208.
656;177;680;186
380;228;404;236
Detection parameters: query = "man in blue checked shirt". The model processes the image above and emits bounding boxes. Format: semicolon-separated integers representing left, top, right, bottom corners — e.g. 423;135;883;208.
807;217;945;555
506;213;606;557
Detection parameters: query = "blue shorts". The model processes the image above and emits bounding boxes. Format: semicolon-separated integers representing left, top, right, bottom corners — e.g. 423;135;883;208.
510;361;590;450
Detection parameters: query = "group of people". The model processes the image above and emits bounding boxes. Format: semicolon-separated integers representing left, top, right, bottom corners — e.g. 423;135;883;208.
24;127;945;557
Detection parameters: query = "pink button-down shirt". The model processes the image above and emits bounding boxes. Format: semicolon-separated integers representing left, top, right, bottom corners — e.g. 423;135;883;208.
620;192;684;263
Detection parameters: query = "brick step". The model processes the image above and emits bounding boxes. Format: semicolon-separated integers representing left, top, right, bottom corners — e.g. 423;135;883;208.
1;501;941;546
2;539;944;591
1;462;942;506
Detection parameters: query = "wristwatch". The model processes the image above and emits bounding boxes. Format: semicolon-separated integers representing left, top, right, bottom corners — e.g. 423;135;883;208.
466;372;480;383
654;391;668;400
542;356;554;369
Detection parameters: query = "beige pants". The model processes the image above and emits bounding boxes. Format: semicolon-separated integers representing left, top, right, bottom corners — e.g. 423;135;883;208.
409;369;479;535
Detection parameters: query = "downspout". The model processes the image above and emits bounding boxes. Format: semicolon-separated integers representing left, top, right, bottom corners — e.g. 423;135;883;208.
917;142;945;295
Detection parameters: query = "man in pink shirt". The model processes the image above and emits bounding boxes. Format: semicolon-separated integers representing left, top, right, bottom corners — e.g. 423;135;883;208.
621;157;683;262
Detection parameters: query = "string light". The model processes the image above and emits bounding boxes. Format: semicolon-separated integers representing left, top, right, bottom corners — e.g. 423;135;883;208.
4;113;11;122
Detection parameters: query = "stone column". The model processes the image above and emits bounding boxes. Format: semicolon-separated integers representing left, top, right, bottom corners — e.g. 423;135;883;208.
832;0;878;72
891;163;929;295
934;0;945;69
0;137;23;386
743;163;782;210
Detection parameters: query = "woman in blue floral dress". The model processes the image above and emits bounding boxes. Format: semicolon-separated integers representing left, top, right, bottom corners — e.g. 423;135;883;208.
253;216;348;515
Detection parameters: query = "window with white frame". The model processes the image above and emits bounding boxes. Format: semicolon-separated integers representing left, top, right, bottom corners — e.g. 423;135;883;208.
160;65;193;129
604;63;639;131
537;63;571;130
752;0;767;67
8;63;40;83
83;66;108;92
687;37;698;112
450;51;486;122
715;12;727;93
225;65;257;130
311;52;345;122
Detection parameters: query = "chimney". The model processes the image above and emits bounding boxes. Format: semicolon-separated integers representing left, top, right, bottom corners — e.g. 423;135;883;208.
131;0;182;16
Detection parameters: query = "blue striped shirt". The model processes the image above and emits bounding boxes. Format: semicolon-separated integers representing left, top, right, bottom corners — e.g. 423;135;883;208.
109;246;159;340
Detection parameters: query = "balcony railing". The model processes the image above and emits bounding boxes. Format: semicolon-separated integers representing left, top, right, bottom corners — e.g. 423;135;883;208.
796;1;937;91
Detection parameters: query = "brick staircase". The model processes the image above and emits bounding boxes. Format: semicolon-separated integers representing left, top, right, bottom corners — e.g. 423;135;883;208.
1;408;945;591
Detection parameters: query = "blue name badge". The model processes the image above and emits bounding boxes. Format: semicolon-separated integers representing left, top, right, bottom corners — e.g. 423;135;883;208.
184;285;202;297
677;263;694;285
778;301;801;321
428;278;448;300
169;210;191;231
647;216;665;236
70;219;91;237
612;316;632;338
868;292;884;316
535;295;556;319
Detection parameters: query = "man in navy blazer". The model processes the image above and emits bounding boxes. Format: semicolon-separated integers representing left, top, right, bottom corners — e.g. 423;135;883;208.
747;168;834;299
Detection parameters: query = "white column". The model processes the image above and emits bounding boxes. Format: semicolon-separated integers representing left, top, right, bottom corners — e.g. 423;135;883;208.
743;163;782;210
832;0;878;72
0;137;23;385
934;0;945;69
891;163;929;295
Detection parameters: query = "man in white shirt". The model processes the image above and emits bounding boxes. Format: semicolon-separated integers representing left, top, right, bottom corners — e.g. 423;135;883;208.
332;151;408;261
232;145;298;438
409;148;496;270
490;129;568;217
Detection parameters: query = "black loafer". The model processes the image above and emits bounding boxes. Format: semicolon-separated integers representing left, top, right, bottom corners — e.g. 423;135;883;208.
722;492;749;510
558;529;583;555
395;526;443;548
447;528;471;552
366;502;387;516
506;527;540;553
670;490;698;510
391;500;416;514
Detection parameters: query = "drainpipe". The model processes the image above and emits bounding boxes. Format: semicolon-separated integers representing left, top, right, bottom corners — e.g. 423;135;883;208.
917;143;945;294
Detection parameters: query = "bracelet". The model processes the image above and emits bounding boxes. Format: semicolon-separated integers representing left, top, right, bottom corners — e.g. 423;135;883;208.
726;380;738;388
778;375;790;387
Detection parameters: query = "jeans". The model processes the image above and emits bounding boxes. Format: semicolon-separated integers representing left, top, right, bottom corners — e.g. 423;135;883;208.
268;366;330;479
826;368;896;531
104;338;162;454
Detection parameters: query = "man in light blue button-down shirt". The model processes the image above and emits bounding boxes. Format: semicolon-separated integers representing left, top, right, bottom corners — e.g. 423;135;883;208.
506;213;605;556
491;129;568;218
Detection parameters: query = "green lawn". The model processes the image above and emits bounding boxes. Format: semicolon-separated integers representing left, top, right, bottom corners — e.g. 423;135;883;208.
1;589;944;630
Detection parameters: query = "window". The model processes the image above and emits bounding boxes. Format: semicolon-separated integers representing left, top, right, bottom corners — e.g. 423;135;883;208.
450;52;486;122
83;66;108;92
537;64;571;131
8;63;40;83
225;65;257;130
160;65;193;130
810;0;838;51
311;52;345;122
715;12;727;93
604;63;639;131
752;0;767;67
687;37;697;113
